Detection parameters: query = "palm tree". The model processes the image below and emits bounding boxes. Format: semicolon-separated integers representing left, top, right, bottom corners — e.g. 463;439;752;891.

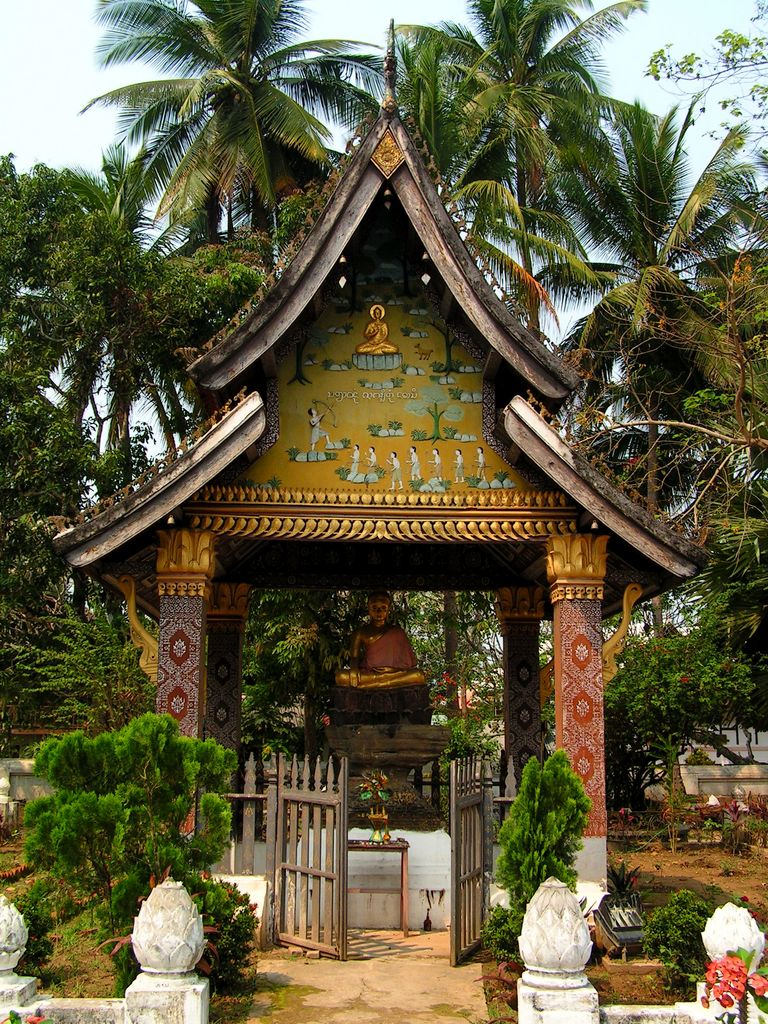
87;0;381;243
561;101;757;519
399;0;647;327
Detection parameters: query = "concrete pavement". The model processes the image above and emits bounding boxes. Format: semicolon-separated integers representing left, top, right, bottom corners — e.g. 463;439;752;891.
248;930;489;1023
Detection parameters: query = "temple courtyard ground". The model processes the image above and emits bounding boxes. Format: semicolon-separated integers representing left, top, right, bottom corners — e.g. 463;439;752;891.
247;930;486;1023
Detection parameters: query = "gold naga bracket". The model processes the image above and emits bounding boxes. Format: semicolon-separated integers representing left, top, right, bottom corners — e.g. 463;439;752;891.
538;582;644;706
602;582;644;684
115;575;159;683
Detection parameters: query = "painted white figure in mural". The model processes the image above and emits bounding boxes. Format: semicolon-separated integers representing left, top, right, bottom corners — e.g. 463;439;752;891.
308;406;331;451
429;447;442;481
454;449;464;483
475;445;487;482
368;446;377;470
409;445;421;481
387;452;404;491
350;444;360;476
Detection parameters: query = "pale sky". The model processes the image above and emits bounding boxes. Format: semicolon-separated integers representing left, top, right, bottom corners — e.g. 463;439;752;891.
0;0;758;173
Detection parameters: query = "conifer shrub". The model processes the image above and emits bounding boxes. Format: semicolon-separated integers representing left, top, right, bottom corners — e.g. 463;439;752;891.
482;750;591;960
24;713;236;980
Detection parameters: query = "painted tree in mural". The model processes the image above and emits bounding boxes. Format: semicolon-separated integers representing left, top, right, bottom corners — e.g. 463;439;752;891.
405;387;464;441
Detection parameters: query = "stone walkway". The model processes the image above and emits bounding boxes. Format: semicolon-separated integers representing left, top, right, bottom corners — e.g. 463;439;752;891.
247;930;488;1023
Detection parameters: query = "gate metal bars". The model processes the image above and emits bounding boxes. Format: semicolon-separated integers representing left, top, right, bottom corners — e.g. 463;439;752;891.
450;756;493;965
271;754;349;960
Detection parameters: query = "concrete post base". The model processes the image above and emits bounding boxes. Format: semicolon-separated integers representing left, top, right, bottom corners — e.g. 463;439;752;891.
517;972;599;1024
125;971;209;1024
0;973;37;1010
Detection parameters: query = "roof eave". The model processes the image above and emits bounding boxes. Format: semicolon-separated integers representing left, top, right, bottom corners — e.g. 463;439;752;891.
54;391;266;569
503;396;706;582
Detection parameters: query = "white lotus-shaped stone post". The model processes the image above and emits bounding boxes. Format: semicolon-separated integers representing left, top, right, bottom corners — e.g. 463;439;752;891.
517;877;599;1024
0;896;27;975
702;902;765;974
131;879;206;975
0;896;37;1011
126;879;209;1024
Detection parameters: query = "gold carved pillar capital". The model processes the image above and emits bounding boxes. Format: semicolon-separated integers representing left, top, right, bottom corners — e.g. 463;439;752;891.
546;534;608;603
208;583;252;631
494;586;546;636
156;528;216;598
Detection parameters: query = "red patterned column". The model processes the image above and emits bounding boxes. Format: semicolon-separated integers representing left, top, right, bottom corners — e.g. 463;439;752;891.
155;529;216;738
494;587;546;790
547;535;608;878
205;584;251;749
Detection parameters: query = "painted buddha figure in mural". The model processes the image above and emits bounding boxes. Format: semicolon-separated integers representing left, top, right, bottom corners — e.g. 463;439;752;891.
336;592;426;689
355;304;399;355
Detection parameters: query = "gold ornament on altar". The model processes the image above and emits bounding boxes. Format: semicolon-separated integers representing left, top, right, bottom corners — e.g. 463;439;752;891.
357;770;392;843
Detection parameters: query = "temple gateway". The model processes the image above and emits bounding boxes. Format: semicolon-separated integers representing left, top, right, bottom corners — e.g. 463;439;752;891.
53;80;704;891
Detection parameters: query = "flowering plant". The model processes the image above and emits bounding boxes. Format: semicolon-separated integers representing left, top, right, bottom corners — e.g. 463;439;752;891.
356;770;391;802
702;949;768;1022
1;1013;51;1024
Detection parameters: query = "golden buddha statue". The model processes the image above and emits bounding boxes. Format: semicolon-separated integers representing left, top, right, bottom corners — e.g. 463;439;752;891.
355;304;399;355
336;592;426;690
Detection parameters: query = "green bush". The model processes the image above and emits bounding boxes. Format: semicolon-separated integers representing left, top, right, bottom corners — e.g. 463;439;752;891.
643;889;711;994
191;876;258;993
25;713;235;937
480;904;524;962
15;879;55;976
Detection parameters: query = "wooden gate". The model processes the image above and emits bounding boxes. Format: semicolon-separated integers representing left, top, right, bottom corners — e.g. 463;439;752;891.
270;754;349;960
450;756;493;966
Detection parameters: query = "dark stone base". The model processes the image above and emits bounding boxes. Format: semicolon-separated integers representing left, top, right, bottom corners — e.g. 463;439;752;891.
329;684;432;726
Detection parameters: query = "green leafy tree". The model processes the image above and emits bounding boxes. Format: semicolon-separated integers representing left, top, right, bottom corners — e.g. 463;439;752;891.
25;714;235;933
400;0;646;325
561;102;757;524
88;0;381;240
8;606;154;737
604;604;756;810
649;4;768;138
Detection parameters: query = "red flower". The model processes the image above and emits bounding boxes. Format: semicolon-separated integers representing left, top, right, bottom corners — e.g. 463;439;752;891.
750;972;768;998
704;955;749;1009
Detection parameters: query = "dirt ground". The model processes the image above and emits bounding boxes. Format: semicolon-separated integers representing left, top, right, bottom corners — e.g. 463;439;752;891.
592;838;768;1006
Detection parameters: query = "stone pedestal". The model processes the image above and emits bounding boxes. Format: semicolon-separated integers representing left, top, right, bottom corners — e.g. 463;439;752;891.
517;877;598;1024
125;972;209;1024
329;684;432;726
0;973;37;1010
352;352;402;370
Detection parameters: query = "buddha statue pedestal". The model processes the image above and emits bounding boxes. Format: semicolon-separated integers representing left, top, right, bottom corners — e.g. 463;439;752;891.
325;722;450;831
328;592;450;829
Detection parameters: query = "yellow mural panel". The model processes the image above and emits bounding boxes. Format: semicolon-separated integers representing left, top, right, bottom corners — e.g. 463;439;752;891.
243;281;524;496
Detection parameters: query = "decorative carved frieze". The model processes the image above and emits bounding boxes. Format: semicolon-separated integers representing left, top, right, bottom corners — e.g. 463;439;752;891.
371;129;405;178
186;513;575;544
192;483;572;510
546;534;608;603
494;586;546;632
